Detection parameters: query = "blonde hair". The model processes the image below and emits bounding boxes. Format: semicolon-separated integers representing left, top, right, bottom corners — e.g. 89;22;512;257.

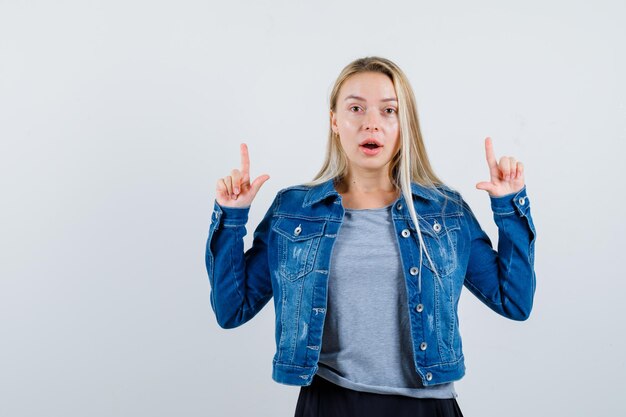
303;56;444;288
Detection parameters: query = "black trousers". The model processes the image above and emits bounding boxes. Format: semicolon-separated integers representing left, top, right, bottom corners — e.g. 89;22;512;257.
294;375;464;417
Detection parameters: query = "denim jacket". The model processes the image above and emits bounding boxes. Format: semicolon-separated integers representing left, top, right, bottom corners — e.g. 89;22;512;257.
205;178;536;386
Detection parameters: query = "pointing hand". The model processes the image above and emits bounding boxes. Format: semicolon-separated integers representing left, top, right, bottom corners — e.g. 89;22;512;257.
216;143;270;208
475;137;525;197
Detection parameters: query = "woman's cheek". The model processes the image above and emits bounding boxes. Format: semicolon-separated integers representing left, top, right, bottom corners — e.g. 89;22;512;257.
343;119;358;130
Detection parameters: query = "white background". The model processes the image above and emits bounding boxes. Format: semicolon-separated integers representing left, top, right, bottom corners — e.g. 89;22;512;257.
1;0;625;416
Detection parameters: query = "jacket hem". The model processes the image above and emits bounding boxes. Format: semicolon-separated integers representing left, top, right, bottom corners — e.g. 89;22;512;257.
272;361;317;386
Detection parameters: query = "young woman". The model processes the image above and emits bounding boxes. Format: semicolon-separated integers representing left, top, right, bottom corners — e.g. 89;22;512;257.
206;56;536;417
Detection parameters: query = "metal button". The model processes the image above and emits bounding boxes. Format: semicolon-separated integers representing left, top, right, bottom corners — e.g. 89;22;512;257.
294;225;302;236
518;197;526;205
426;372;433;381
433;221;442;233
410;266;419;276
420;342;428;351
415;304;424;313
401;229;410;238
396;203;403;210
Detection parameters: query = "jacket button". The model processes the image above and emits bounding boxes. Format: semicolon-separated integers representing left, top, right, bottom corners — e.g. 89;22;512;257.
426;372;433;381
433;221;442;233
294;225;302;236
401;229;410;238
410;267;419;276
415;304;424;313
396;203;403;210
518;197;526;205
420;342;428;351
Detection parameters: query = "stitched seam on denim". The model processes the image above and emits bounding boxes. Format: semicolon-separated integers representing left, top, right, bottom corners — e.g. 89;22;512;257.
206;228;215;280
304;302;318;361
435;274;445;360
288;281;305;364
206;230;216;311
500;214;513;299
420;354;465;369
271;361;313;370
274;213;340;222
493;210;516;216
282;185;311;191
277;232;287;280
448;278;455;359
444;218;460;276
277;282;287;362
275;189;283;212
525;214;537;296
526;213;537;268
393;212;463;223
308;238;321;277
229;227;244;304
402;218;417;290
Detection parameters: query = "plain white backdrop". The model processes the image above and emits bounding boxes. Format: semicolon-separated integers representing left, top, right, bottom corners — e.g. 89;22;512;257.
1;0;625;416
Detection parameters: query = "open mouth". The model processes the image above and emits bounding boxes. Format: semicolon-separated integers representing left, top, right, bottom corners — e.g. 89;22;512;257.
359;141;383;155
362;143;380;149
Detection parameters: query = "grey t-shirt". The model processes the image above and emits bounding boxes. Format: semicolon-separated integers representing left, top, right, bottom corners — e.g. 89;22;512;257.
316;203;457;399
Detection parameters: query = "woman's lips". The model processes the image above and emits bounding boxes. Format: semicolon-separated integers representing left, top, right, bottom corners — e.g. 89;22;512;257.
359;144;383;156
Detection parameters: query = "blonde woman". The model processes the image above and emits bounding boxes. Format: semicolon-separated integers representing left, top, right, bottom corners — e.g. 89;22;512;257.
206;57;536;417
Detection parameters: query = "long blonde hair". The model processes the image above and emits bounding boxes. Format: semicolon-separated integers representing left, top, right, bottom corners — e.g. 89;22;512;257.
303;56;444;288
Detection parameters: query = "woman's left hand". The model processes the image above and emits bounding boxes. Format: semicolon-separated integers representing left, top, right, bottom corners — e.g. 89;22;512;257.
475;137;525;197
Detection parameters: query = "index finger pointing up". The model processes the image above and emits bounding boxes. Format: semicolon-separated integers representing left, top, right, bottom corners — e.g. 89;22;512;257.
484;137;499;174
240;143;250;179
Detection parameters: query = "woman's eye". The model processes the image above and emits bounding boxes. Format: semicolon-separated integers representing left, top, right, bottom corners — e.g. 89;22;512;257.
385;108;397;114
350;106;361;112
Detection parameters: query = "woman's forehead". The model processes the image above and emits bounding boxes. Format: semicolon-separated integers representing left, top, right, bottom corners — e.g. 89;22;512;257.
340;72;397;101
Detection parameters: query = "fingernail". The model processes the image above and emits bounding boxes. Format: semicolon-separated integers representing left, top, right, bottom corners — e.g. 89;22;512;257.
234;187;239;194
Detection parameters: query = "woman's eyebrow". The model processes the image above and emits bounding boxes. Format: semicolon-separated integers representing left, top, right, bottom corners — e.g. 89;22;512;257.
344;94;397;103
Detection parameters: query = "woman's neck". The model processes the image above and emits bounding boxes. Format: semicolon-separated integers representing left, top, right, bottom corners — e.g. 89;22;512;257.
336;173;400;210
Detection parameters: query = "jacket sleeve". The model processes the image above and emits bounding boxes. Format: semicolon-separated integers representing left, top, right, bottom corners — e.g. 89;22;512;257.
462;186;537;321
205;194;279;329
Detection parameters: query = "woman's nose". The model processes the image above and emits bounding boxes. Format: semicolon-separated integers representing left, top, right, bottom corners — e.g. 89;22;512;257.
363;110;380;131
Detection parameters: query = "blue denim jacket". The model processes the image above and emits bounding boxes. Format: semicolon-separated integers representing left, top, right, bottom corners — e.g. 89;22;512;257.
205;178;536;386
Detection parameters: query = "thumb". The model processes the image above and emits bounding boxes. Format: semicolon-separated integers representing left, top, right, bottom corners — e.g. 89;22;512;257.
475;181;494;193
250;174;270;195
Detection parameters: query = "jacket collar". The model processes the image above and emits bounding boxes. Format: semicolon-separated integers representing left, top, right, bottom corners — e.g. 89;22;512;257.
303;178;438;207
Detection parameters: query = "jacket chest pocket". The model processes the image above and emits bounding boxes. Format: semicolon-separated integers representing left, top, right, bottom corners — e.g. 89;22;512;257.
273;217;325;281
418;215;461;278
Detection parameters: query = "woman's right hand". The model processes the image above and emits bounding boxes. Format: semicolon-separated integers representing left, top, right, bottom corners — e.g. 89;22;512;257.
215;143;270;208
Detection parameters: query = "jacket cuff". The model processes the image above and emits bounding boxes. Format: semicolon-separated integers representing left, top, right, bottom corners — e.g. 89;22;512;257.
212;200;250;226
489;186;530;217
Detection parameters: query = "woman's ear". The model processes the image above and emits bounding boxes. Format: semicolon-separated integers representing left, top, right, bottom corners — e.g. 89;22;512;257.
330;110;338;134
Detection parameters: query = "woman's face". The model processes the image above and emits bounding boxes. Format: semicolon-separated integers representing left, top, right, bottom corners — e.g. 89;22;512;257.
331;71;400;176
